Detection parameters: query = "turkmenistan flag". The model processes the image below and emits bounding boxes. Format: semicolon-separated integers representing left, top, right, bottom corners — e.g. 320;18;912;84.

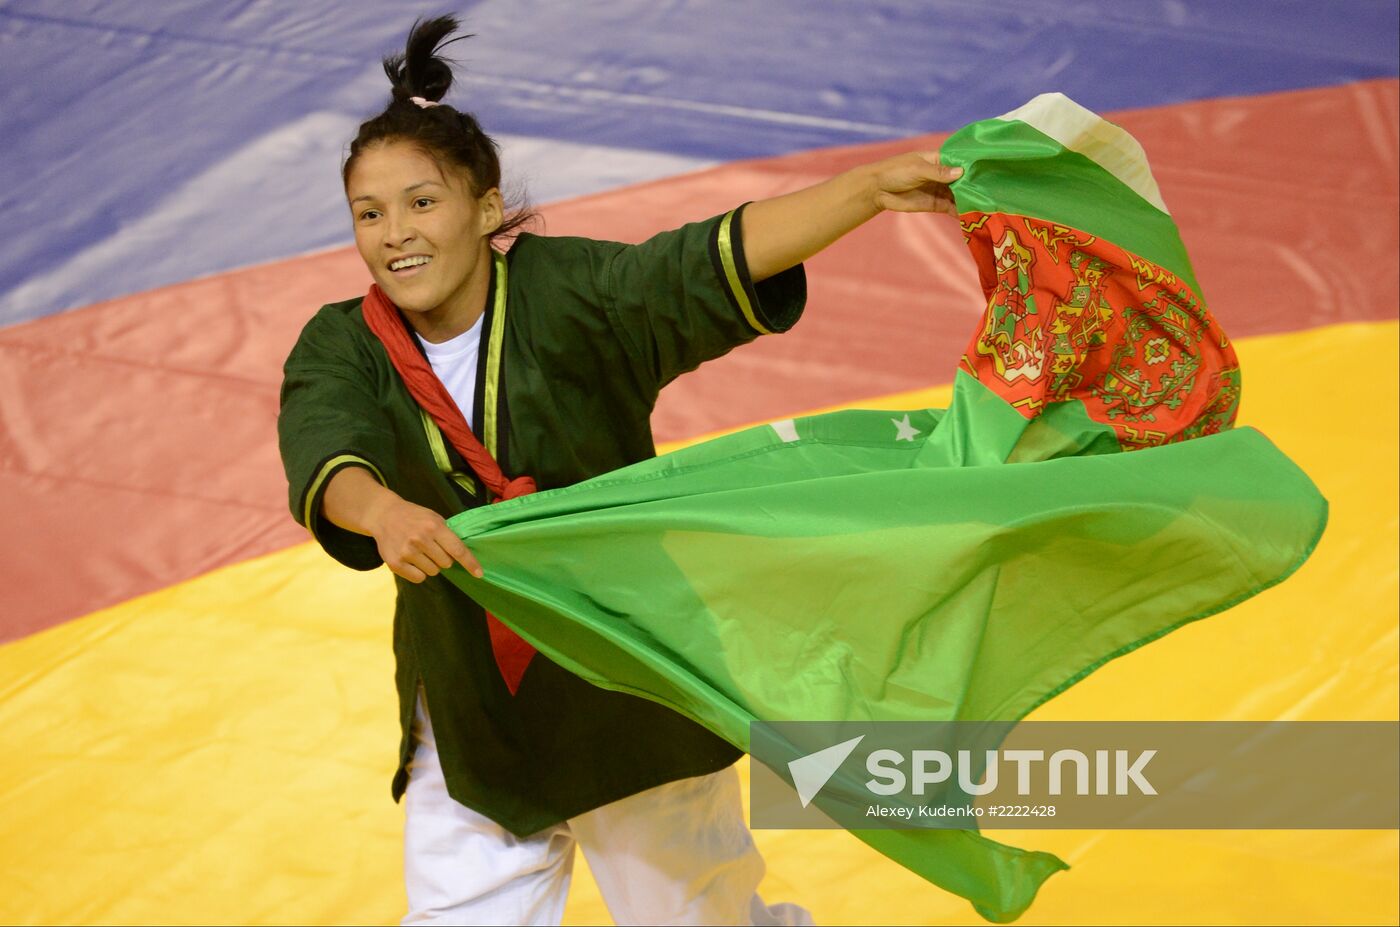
443;94;1327;922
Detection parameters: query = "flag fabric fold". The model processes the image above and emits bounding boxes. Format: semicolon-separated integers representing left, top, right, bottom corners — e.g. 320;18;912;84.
439;94;1327;922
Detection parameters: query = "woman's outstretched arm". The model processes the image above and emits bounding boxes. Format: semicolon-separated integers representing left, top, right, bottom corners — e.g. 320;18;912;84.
740;151;962;282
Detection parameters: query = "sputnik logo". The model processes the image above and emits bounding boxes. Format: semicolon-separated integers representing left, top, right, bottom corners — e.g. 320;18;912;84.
787;735;865;807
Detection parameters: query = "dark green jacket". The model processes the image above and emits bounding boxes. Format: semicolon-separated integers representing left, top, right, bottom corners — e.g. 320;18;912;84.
277;205;806;835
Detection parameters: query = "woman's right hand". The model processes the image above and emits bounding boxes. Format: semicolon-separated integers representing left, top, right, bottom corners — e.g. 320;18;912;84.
365;494;485;583
323;465;484;583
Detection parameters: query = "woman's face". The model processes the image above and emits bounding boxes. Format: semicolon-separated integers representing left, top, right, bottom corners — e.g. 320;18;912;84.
347;140;502;328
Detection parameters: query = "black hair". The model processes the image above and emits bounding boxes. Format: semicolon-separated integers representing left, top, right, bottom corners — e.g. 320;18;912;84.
343;15;535;243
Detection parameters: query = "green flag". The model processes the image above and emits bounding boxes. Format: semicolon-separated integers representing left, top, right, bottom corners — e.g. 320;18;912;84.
443;94;1327;922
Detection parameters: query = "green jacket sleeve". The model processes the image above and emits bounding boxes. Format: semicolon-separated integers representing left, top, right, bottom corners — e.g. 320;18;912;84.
602;203;807;392
277;304;393;571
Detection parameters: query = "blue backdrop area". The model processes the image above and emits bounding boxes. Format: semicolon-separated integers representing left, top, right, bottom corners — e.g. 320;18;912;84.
1;0;1396;325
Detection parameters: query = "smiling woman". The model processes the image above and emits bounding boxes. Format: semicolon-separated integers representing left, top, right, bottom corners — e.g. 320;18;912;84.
348;144;503;343
276;13;964;927
340;23;530;349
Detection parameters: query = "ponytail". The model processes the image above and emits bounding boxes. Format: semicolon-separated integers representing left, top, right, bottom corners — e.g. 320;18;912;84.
343;16;535;243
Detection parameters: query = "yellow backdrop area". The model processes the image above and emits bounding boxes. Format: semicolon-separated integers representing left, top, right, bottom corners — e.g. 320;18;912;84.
1;321;1395;926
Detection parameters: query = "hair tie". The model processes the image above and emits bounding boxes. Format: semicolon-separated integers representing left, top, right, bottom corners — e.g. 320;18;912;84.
409;96;441;109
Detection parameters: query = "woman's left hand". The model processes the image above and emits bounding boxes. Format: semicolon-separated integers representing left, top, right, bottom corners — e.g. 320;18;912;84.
868;151;963;215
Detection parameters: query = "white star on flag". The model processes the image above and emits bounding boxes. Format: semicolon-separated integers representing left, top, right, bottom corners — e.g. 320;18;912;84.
892;414;920;442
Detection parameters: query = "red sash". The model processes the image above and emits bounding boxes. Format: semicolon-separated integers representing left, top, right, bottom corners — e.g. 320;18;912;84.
361;283;537;695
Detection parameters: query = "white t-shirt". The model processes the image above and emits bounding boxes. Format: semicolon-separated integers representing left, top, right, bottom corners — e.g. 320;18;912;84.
415;312;486;431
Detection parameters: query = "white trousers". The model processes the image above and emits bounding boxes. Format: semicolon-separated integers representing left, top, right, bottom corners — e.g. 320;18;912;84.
402;689;813;926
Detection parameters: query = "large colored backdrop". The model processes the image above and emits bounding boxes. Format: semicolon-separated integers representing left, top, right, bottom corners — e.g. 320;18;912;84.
0;3;1395;924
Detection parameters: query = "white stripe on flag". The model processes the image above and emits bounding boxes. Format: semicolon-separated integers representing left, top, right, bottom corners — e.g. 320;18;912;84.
997;93;1169;214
